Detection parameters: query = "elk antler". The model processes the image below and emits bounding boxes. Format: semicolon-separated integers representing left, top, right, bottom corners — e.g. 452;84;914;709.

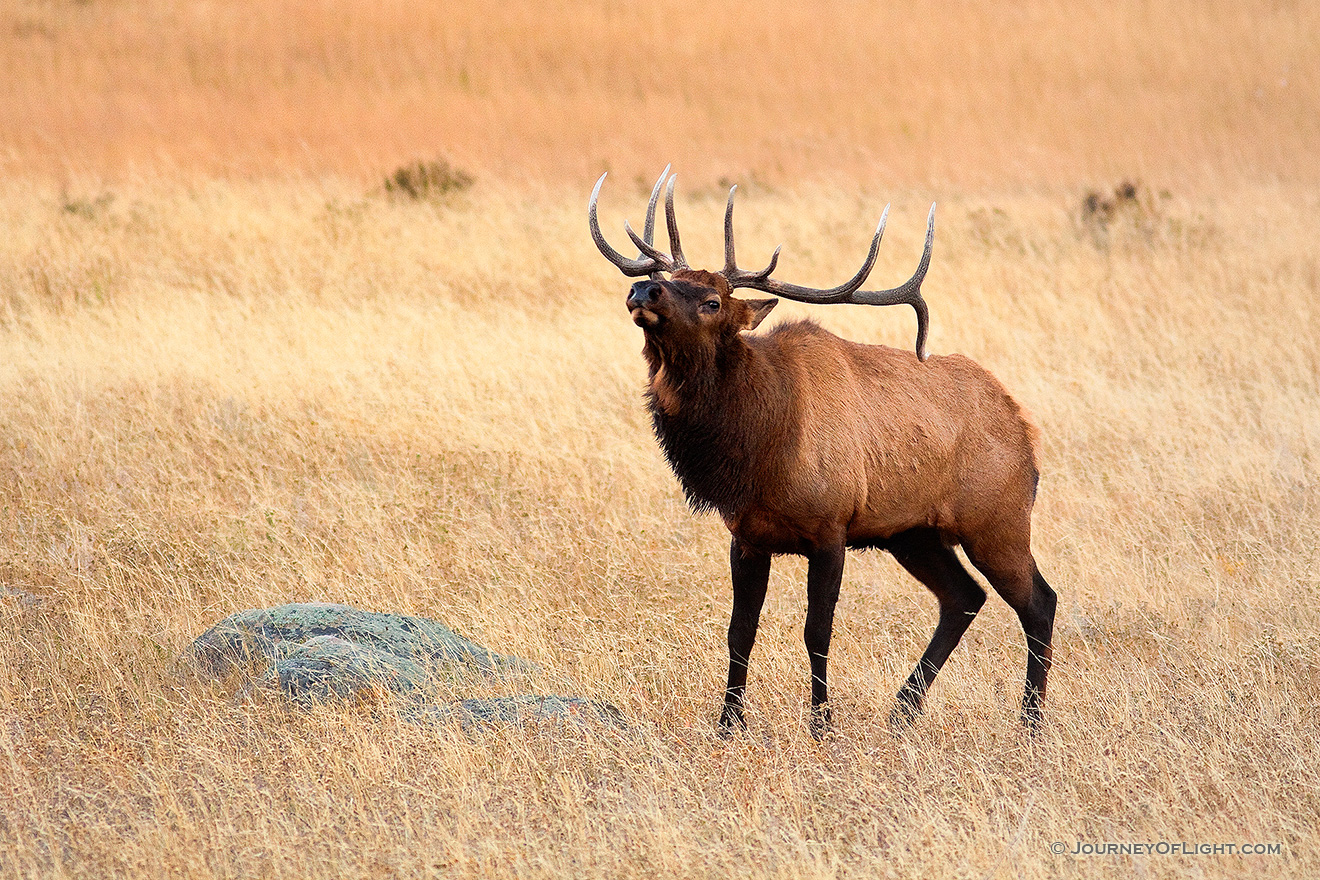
721;185;883;302
723;186;936;361
589;167;689;278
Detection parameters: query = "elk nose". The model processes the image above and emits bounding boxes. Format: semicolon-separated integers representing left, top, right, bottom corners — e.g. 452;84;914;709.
627;280;661;310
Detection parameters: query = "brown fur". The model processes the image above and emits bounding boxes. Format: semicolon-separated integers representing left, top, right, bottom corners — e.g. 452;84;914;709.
625;268;1057;735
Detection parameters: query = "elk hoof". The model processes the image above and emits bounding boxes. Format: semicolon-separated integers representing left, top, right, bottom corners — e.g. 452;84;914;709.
808;703;833;740
888;691;924;730
1020;687;1045;733
717;706;748;738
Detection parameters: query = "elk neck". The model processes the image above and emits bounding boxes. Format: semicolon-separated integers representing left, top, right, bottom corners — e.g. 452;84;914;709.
642;329;795;518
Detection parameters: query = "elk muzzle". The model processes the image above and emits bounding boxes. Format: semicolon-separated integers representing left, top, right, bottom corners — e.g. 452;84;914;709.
627;279;663;326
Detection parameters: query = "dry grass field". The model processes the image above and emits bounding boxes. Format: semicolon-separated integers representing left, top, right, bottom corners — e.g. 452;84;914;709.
2;1;1319;878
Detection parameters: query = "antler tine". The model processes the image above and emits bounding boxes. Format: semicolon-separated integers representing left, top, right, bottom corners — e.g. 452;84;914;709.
851;203;937;361
588;171;673;277
626;220;676;265
723;186;738;272
664;174;690;270
641;165;669;247
723;185;782;283
639;165;671;279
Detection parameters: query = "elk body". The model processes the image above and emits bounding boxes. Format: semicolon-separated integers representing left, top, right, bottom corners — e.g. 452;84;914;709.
590;169;1057;736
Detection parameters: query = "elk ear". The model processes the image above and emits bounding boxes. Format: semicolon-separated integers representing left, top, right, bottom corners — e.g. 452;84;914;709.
741;298;778;332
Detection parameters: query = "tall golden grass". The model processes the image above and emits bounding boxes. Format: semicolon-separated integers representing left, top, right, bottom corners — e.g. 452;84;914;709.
2;1;1318;878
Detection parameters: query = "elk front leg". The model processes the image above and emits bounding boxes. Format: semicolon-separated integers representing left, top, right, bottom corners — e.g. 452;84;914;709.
720;537;770;735
804;542;846;739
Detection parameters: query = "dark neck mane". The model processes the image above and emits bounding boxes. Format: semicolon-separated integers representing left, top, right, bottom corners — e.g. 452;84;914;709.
643;333;793;517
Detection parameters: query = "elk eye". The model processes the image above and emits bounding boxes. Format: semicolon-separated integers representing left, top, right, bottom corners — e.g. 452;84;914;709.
701;299;720;312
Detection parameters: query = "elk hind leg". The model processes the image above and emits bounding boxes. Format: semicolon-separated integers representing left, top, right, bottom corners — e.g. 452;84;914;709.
887;528;987;727
965;535;1057;728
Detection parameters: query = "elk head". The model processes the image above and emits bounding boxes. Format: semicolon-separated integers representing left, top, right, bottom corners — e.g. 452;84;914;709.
589;166;936;359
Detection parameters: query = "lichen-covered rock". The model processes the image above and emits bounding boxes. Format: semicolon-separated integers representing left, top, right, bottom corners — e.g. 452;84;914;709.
189;602;532;685
185;603;624;732
245;634;434;707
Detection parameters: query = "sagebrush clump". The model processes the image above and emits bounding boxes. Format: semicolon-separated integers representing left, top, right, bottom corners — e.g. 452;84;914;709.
383;160;474;202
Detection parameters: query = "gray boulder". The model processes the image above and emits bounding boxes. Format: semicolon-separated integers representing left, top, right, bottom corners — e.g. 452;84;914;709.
186;602;622;731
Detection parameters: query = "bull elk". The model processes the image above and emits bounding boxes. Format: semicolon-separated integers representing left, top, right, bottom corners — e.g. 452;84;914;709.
590;168;1057;736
